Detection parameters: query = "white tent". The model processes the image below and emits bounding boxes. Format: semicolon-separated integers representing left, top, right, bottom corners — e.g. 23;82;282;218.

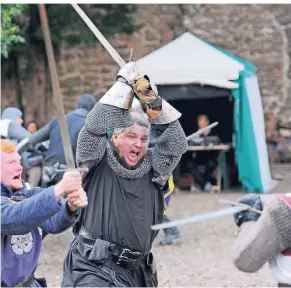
137;32;244;89
137;32;276;193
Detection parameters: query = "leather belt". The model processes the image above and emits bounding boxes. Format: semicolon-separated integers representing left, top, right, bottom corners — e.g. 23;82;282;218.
278;283;291;287
78;227;151;269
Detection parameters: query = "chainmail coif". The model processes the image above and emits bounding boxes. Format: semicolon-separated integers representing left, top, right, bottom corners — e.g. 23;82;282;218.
76;102;187;183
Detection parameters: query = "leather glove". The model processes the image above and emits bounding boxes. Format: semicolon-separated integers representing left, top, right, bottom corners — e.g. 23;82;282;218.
133;76;162;119
233;193;263;227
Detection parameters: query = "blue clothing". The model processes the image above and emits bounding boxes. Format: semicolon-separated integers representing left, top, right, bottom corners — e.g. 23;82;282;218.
45;110;88;164
164;194;172;207
1;182;80;287
1;107;30;143
29;94;96;165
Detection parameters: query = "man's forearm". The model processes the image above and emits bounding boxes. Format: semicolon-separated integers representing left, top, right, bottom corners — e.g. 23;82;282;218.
76;103;133;167
151;120;188;186
41;200;80;234
232;197;291;273
1;188;62;235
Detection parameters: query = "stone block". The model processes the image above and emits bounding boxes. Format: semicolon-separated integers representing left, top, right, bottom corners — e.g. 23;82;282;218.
60;76;83;88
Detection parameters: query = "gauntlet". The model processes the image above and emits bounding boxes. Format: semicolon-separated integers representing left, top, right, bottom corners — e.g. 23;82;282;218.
133;76;162;119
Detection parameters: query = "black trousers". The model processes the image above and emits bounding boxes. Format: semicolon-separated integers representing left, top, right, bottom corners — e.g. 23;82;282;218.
62;237;158;287
190;155;218;190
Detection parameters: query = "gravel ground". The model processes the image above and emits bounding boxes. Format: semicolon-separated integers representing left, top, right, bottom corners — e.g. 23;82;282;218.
36;165;291;287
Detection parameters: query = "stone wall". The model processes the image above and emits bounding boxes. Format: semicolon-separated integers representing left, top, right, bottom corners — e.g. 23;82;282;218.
57;4;183;111
180;4;291;123
57;4;291;124
2;4;290;124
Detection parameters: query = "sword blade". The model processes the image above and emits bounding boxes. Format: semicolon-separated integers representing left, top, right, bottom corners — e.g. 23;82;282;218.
151;206;246;230
39;4;75;169
186;122;219;141
71;4;126;68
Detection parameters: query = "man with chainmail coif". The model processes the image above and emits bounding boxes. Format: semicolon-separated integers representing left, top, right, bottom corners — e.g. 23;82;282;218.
61;62;188;287
232;193;291;287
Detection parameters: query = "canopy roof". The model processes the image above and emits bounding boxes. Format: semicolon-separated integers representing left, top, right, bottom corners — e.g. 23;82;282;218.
136;32;245;89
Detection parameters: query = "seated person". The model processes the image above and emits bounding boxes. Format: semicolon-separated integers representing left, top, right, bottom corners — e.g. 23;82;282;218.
1;139;88;287
190;114;219;192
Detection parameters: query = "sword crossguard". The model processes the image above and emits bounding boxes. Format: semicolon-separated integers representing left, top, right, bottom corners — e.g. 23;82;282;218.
55;167;89;173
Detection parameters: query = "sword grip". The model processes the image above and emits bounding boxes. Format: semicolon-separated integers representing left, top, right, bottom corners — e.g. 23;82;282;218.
55;167;89;173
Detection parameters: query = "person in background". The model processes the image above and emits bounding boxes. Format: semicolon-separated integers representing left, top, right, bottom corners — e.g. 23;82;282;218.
1;139;88;287
0;108;44;186
22;120;43;187
26;120;39;134
265;114;284;180
17;93;97;187
190;114;218;193
0;107;29;143
265;113;282;165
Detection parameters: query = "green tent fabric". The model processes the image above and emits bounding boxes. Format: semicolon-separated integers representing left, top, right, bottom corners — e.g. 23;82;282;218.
208;43;276;193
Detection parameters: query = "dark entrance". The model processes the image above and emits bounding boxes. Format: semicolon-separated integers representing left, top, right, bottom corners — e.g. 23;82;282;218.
158;84;239;189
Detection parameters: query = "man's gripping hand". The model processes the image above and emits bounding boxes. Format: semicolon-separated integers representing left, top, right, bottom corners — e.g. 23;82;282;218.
133;76;162;119
54;170;82;201
67;187;88;212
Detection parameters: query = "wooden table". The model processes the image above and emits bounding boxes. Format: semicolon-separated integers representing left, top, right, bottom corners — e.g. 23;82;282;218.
187;144;231;193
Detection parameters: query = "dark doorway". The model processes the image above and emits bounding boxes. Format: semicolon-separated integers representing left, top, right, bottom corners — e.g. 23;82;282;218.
158;84;240;189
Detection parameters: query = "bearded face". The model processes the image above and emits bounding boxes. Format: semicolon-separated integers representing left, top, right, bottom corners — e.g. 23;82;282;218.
112;123;149;168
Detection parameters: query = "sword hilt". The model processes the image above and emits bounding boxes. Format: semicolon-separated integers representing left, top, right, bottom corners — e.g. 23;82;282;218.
55;167;89;173
218;199;262;214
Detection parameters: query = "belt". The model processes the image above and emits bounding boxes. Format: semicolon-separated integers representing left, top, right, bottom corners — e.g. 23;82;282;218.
278;283;291;287
78;227;151;269
1;274;35;287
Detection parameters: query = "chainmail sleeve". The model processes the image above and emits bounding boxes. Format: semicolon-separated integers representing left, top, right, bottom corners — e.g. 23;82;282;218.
150;120;188;187
232;196;291;273
76;103;133;167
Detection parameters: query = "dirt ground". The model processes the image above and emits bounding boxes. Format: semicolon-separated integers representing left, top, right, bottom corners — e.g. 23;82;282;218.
36;164;291;287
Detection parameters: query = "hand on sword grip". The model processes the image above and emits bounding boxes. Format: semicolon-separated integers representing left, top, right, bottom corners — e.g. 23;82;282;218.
67;188;88;211
54;170;82;200
133;77;158;104
133;76;162;119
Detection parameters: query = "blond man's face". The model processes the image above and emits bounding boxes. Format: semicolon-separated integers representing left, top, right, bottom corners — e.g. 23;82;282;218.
1;151;23;190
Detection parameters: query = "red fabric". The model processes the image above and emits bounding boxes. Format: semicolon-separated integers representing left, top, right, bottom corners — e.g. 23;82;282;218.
275;194;291;256
283;248;291;256
275;193;291;207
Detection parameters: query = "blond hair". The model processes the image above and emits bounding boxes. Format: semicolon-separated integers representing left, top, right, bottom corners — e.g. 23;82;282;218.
1;139;17;153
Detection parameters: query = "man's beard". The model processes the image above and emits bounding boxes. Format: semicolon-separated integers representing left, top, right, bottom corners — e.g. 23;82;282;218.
109;140;145;170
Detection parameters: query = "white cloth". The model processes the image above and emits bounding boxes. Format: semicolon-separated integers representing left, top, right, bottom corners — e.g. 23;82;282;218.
269;253;291;284
0;119;11;137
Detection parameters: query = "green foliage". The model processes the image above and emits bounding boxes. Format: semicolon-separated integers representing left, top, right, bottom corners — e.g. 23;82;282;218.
2;4;138;58
61;4;138;46
1;4;26;58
